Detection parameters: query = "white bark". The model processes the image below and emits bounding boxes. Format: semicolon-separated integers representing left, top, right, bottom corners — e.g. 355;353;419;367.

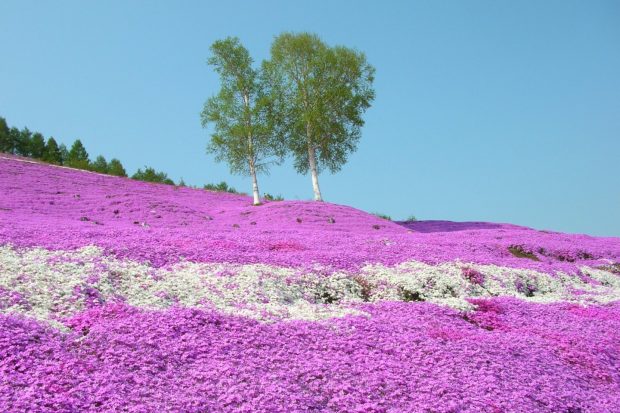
303;94;322;201
307;143;322;201
249;160;260;205
243;92;261;205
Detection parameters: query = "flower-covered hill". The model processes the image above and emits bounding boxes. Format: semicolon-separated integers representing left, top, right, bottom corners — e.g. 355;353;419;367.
1;155;619;272
1;154;620;412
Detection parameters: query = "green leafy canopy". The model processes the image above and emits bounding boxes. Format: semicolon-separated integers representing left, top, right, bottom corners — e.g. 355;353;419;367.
262;32;375;174
201;37;284;177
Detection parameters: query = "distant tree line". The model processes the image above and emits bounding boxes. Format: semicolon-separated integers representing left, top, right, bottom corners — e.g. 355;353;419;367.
0;117;128;176
0;116;239;193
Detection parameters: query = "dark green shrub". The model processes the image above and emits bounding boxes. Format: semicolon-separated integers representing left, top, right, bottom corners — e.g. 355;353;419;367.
263;193;284;201
203;181;238;194
508;245;540;261
132;166;175;185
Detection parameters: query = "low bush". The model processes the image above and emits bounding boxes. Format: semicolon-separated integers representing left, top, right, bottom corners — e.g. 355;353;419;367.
263;193;284;201
132;167;175;185
203;181;238;194
372;212;392;220
508;245;540;261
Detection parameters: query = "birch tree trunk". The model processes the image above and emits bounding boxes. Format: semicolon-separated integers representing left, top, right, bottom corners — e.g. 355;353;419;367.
306;121;322;201
243;92;261;205
249;159;260;205
308;144;322;201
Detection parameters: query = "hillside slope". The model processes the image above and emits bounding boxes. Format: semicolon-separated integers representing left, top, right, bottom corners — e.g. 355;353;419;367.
2;155;618;271
1;155;620;412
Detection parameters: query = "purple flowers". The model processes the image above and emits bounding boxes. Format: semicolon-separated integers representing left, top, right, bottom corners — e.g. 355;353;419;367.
2;300;620;412
1;155;620;412
462;267;485;285
1;156;618;274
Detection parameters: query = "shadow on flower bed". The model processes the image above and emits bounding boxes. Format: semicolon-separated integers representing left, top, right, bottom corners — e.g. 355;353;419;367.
396;220;506;233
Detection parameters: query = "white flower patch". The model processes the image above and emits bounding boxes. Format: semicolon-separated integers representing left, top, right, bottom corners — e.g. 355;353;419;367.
354;260;620;309
580;266;620;290
96;260;365;322
0;245;365;324
358;261;475;309
1;245;620;327
0;245;102;327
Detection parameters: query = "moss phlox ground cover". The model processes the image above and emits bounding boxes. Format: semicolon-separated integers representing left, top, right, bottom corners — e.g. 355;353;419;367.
1;156;620;412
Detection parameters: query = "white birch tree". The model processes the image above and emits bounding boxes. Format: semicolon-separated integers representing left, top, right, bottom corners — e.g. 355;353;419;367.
262;32;375;201
201;37;282;205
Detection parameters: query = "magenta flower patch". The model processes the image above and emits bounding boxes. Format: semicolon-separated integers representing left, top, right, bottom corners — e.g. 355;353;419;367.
1;155;620;412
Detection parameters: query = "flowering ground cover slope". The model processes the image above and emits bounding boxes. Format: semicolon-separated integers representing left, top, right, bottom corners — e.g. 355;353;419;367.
1;154;620;412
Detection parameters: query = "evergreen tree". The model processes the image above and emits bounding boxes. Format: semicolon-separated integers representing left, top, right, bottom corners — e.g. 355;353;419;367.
91;155;109;173
107;158;127;177
7;127;21;154
263;32;375;201
30;133;46;159
43;137;62;164
0;117;10;153
65;139;90;169
15;128;33;156
201;37;283;205
58;144;69;165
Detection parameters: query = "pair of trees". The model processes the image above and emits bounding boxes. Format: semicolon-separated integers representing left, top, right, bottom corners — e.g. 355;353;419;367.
201;33;375;205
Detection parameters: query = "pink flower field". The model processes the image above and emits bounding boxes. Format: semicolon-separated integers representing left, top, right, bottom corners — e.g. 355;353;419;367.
1;154;620;412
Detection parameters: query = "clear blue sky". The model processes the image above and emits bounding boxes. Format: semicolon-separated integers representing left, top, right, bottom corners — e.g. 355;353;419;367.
1;1;619;236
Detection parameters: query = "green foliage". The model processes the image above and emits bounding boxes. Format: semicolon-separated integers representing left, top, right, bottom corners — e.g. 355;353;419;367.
201;37;284;204
508;245;540;261
7;127;21;155
91;155;109;174
58;144;69;165
202;37;281;174
132;166;174;185
30;133;46;159
405;215;417;222
0;116;128;179
262;32;375;175
15;128;33;156
107;158;127;177
0;117;10;153
399;287;424;302
43;137;62;164
372;212;392;220
65;139;91;169
203;181;238;194
263;193;284;201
